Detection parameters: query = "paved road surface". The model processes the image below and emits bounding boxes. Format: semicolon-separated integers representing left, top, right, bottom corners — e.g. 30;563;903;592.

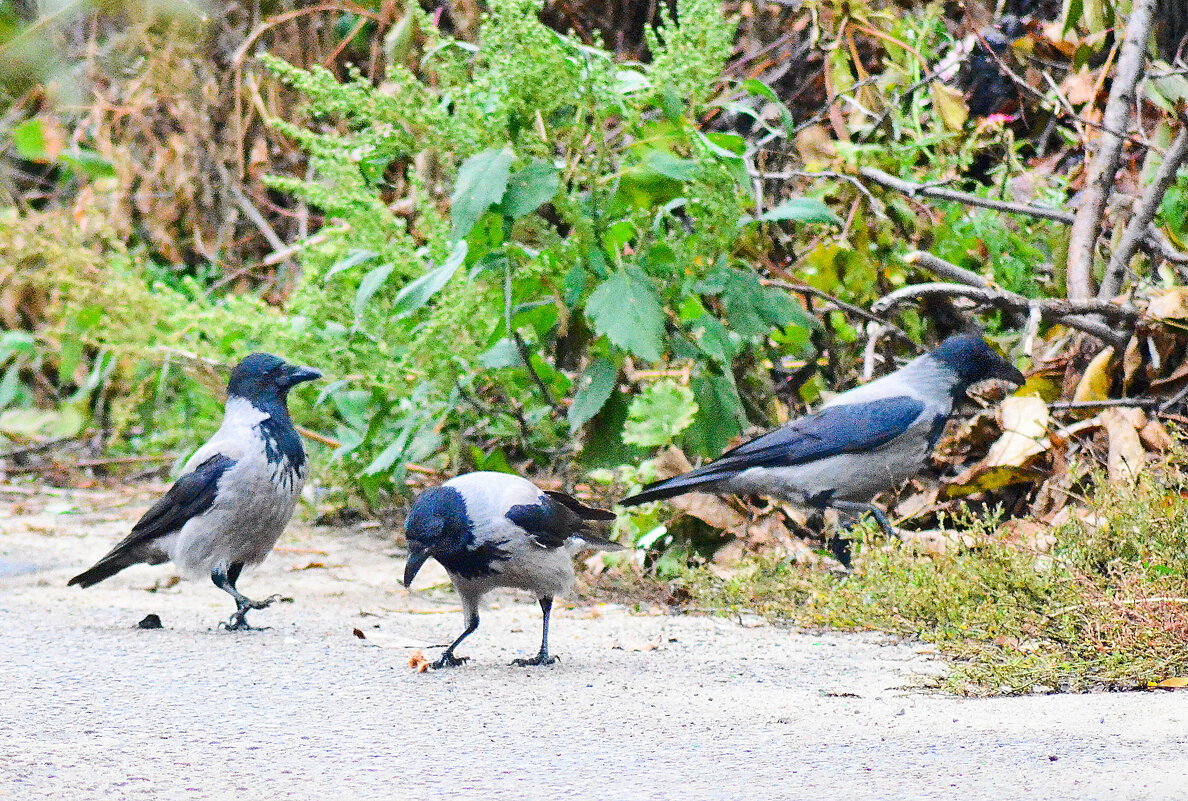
2;487;1187;799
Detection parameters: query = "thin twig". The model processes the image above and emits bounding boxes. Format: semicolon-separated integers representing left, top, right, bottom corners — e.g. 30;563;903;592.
859;167;1074;223
511;330;560;413
903;251;993;289
1067;0;1159;299
295;425;341;449
1049;399;1161;410
1099;122;1188;299
762;279;921;351
0;436;80;460
750;169;886;218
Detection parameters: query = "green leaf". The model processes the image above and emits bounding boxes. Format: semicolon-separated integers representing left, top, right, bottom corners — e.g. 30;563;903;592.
364;431;410;475
642;150;699;181
451;146;514;240
480;337;521;369
685;373;746;456
623;380;698;448
756;197;841;225
500;159;559;218
687;313;740;363
353;262;397;320
324;249;377;282
741;78;795;133
391;241;468;319
12;119;49;161
585;267;666;362
0;363;22;410
59;149;116;179
568;358;617;430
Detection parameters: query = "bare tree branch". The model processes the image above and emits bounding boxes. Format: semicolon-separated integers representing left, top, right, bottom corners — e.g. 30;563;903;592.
903;250;993;289
858;167;1075;223
1099;123;1188;299
872;281;1131;345
1067;0;1158;299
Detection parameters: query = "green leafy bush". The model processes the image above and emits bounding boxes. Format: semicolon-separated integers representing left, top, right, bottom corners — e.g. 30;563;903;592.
259;0;823;496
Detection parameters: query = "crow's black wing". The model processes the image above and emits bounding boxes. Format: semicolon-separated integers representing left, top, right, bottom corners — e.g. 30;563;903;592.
505;494;587;549
542;490;616;521
68;453;235;587
129;453;236;542
621;396;925;506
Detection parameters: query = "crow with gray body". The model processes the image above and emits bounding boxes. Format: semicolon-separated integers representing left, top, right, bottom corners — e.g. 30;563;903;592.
69;353;321;630
403;472;622;668
620;335;1025;538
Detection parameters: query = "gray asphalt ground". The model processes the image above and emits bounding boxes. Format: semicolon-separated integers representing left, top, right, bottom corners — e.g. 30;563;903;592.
3;486;1188;800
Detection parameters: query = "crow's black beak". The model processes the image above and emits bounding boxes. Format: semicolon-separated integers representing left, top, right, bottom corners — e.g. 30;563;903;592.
403;547;431;588
998;360;1026;386
282;365;322;388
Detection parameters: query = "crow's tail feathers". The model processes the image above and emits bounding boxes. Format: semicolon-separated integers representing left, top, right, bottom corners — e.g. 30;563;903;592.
619;473;721;507
67;548;139;588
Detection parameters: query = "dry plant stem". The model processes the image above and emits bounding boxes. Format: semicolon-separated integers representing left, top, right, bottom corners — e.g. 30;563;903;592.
872;282;1130;345
1099;123;1188;300
1066;0;1159;299
858;167;1075;223
1049;399;1161;410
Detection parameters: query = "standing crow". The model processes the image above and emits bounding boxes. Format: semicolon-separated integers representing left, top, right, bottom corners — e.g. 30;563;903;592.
69;353;321;629
403;472;622;668
620;335;1025;536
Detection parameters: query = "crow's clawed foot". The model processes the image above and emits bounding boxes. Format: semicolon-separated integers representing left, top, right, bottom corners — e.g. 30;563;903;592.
512;653;558;667
245;593;283;610
432;652;470;669
219;603;273;631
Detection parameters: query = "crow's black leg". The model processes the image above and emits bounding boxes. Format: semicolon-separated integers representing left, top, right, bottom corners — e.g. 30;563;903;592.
212;564;280;631
828;502;899;569
832;501;898;539
433;612;479;669
512;597;559;667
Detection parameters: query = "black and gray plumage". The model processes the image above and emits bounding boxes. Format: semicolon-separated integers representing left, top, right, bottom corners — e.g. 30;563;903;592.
403;472;623;668
620;335;1025;537
68;353;321;630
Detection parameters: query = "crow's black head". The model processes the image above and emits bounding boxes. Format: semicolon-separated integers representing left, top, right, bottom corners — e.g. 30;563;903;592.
403;485;495;587
928;334;1026;391
227;353;321;405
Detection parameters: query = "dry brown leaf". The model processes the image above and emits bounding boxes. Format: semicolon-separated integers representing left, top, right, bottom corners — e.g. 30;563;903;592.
1102;408;1146;481
1060;67;1098;105
1073;347;1114;402
794;125;837;169
669;492;746;530
286;561;335;571
986;396;1051;467
997;519;1056;552
1122;335;1143;391
899;529;976;556
1140;419;1175;452
932;82;968;132
651;446;694;479
408;650;431;673
946;397;1051;497
1147;288;1188;320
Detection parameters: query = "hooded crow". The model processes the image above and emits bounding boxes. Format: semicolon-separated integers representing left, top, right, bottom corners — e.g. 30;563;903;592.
620;335;1025;536
403;472;622;668
68;353;321;630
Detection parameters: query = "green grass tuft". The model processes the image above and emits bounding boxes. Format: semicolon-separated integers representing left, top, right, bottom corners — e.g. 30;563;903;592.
684;471;1188;695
